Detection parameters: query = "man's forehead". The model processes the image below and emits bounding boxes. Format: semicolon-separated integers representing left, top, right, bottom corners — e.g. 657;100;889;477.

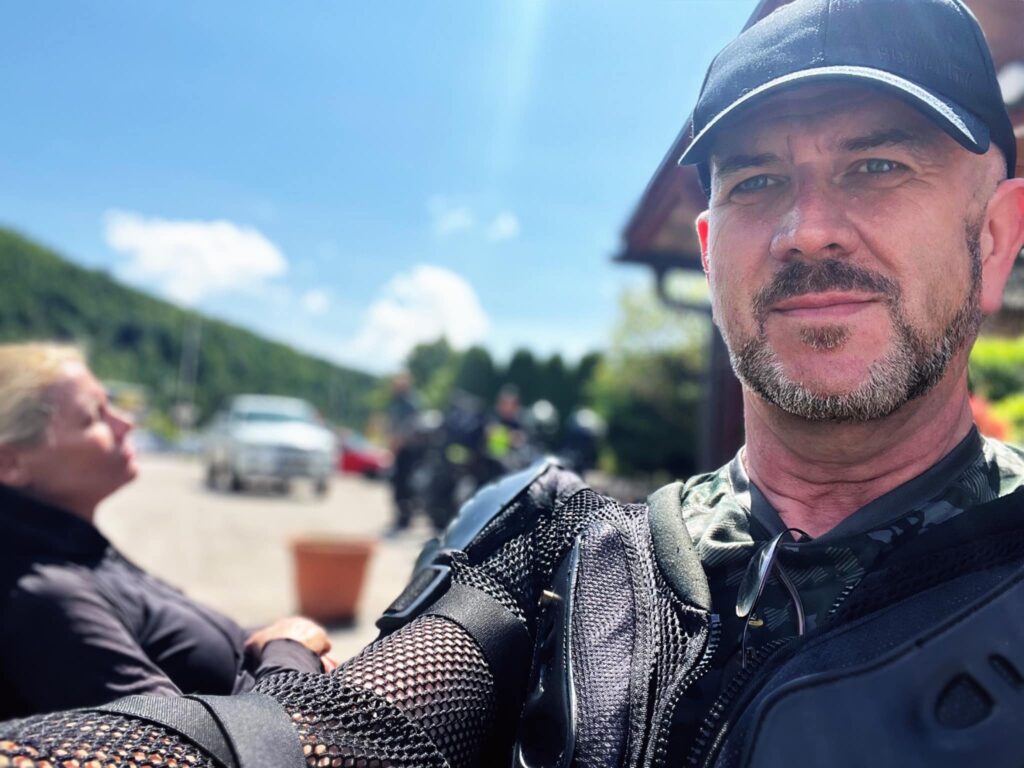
709;84;943;160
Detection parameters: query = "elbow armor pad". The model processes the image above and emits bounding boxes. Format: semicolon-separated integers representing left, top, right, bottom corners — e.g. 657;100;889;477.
376;457;582;634
378;460;716;768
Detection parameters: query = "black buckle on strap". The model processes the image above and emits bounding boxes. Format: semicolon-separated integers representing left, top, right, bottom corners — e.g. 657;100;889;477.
376;560;452;634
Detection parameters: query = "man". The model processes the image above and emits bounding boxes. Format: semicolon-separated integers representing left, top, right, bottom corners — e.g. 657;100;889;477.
385;371;422;533
2;0;1023;766
485;384;527;464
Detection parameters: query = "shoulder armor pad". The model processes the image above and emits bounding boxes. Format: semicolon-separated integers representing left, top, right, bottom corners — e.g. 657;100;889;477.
377;457;581;634
443;456;562;553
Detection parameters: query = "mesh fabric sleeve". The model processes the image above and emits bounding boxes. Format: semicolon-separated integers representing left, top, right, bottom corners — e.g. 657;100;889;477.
0;614;495;768
0;481;623;768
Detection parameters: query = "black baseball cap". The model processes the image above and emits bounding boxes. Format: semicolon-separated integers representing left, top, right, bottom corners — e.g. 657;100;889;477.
678;0;1017;181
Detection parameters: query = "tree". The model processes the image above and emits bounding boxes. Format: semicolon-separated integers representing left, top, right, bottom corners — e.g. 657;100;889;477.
0;227;379;429
539;353;573;416
574;352;602;395
588;287;709;478
454;346;499;401
504;348;540;403
406;338;457;388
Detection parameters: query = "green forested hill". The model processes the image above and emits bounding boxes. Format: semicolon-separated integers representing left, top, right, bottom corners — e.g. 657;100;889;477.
0;227;378;427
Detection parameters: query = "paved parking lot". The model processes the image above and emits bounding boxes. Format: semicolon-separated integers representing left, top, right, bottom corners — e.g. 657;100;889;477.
98;454;435;662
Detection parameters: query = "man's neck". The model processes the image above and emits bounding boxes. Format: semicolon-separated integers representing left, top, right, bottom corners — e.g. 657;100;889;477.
742;372;976;538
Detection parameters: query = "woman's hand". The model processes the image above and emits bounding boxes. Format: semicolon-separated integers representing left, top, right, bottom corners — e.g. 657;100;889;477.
246;616;332;656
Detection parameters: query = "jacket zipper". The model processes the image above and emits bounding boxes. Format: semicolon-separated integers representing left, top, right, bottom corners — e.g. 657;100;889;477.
682;580;861;768
683;637;791;768
825;581;857;620
648;612;722;768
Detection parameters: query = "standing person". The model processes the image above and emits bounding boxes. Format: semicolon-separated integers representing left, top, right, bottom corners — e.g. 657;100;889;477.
0;343;334;720
384;371;421;534
484;385;528;471
3;0;1024;764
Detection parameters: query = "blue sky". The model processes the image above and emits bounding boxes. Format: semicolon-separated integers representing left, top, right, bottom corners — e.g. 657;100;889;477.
2;2;751;373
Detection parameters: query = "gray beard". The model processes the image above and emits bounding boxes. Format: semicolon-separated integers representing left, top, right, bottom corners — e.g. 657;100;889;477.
724;218;983;422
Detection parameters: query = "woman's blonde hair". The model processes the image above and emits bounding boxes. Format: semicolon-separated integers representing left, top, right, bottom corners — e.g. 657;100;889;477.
0;342;85;447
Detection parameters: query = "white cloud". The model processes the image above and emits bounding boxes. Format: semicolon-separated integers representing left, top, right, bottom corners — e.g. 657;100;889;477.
429;197;475;237
487;211;521;241
428;199;522;243
301;289;331;315
104;209;287;306
347;265;489;370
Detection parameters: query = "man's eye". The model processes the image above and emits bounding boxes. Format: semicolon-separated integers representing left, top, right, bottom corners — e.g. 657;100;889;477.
732;175;781;194
852;158;906;174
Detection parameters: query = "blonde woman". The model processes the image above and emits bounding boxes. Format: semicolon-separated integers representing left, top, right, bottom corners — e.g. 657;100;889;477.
0;342;332;719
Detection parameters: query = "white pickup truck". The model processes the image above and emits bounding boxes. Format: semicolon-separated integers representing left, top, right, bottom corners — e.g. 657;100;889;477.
203;395;336;496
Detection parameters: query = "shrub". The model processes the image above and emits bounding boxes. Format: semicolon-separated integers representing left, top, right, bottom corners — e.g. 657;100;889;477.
969;336;1024;402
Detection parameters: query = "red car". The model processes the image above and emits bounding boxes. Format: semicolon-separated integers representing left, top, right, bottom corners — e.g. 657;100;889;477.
337;431;393;478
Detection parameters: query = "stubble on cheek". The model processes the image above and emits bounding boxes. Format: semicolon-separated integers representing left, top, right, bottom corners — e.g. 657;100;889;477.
798;324;850;351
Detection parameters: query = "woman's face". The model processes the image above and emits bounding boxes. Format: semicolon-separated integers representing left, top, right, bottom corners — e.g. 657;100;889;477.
14;362;138;519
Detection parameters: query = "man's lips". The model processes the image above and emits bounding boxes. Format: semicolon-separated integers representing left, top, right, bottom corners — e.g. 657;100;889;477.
770;292;882;319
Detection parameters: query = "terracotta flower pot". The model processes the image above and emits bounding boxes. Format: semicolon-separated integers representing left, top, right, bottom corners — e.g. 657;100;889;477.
291;537;376;624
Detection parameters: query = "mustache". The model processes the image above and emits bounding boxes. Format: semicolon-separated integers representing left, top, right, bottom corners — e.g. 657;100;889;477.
753;259;899;319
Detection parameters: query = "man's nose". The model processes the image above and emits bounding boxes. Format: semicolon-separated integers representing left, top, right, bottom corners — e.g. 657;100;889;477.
768;176;858;262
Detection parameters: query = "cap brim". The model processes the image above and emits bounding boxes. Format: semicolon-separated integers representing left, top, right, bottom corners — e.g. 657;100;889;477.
678;65;991;167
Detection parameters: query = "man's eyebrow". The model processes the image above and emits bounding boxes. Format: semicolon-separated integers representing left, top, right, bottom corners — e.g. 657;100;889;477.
712;152;782;178
840;128;926;153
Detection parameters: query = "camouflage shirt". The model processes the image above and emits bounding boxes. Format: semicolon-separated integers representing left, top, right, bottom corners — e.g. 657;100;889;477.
671;428;1024;741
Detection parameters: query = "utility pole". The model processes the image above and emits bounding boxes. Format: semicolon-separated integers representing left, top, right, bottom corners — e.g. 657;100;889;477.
174;315;202;430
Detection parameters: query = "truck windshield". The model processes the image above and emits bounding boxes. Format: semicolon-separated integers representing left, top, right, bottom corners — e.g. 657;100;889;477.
236;410;313;424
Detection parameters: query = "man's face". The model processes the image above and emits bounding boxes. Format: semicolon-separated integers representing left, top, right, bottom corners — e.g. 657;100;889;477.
700;85;991;422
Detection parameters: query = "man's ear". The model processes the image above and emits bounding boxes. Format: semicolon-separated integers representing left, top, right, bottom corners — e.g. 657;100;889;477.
979;178;1024;315
0;446;30;488
696;210;711;278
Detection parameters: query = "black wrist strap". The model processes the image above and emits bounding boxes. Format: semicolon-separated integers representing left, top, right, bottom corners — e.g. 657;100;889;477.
94;692;305;768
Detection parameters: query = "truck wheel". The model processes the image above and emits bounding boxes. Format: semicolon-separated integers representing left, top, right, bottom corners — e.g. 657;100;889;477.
208;463;234;493
205;463;218;489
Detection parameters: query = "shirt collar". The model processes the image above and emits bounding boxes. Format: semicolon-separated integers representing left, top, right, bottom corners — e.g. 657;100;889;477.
728;427;985;542
0;484;110;560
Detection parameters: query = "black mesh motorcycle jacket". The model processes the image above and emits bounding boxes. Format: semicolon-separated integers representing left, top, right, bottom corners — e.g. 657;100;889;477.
4;462;1024;768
